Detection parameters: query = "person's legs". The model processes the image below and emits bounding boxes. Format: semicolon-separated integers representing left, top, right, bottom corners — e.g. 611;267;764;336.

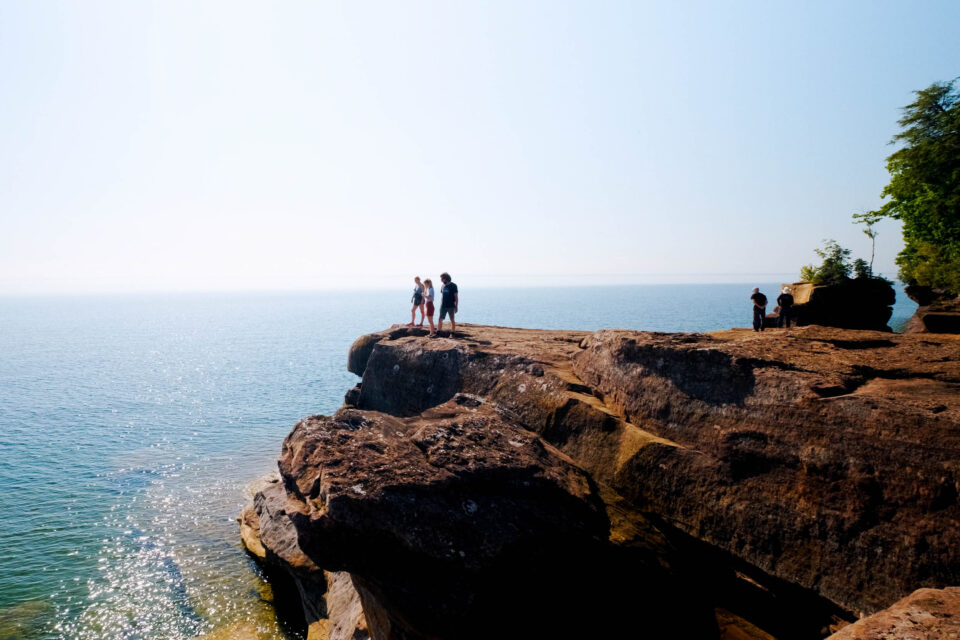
426;304;436;335
438;307;446;333
449;312;455;335
417;303;425;326
753;306;762;331
777;311;785;328
409;305;416;327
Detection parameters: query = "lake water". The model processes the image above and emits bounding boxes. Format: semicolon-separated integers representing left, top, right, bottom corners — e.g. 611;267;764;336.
0;284;918;639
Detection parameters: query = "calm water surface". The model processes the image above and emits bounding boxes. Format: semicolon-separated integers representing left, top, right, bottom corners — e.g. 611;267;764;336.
0;285;917;639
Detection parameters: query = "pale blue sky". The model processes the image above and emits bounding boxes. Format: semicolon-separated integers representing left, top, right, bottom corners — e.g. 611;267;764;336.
1;1;958;293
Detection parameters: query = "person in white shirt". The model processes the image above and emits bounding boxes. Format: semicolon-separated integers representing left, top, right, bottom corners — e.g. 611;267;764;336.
422;278;436;336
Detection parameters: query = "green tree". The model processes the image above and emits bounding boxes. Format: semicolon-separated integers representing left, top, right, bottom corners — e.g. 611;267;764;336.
856;79;960;292
853;258;871;279
800;240;853;285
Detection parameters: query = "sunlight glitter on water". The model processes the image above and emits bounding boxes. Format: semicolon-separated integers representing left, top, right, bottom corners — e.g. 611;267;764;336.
50;454;289;640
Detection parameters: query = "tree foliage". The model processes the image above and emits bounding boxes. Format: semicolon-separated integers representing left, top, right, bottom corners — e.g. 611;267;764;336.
801;240;852;285
856;79;960;292
853;258;872;279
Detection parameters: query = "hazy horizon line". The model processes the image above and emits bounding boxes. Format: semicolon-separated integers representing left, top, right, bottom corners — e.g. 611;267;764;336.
0;272;906;299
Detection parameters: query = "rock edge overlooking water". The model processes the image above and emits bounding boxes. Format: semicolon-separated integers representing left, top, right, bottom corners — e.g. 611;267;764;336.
241;323;960;639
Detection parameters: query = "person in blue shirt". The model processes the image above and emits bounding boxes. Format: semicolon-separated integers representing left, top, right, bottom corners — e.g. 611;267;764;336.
437;272;459;336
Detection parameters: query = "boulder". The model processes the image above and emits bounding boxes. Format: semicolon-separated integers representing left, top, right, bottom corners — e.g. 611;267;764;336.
277;400;717;639
239;473;369;640
781;280;896;331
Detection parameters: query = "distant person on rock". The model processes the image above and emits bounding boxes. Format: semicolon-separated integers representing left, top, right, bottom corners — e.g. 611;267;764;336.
750;288;767;332
408;277;425;327
437;272;458;336
423;278;437;336
777;286;794;328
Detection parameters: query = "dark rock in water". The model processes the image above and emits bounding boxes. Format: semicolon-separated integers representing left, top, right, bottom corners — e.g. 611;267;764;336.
903;285;960;334
778;280;895;332
239;473;369;640
244;323;960;639
827;587;960;639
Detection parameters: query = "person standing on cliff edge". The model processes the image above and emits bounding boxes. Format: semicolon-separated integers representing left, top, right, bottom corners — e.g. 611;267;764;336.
423;278;436;336
437;272;458;337
750;288;767;332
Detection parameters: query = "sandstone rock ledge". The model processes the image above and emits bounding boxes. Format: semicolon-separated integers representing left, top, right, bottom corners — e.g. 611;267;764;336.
244;323;960;639
828;587;960;639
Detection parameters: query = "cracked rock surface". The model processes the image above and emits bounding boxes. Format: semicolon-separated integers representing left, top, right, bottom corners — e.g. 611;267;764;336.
245;323;960;639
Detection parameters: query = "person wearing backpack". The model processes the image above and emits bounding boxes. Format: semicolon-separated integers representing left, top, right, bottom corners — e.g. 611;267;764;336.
750;288;768;332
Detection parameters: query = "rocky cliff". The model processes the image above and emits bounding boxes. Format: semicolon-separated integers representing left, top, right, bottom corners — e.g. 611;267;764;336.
781;280;896;331
903;285;960;333
242;323;960;639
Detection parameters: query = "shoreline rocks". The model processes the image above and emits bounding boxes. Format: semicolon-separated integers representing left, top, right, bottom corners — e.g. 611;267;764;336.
903;285;960;333
238;473;369;640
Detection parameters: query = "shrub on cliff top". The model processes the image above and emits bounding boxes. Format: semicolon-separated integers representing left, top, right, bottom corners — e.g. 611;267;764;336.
800;240;891;286
800;240;852;285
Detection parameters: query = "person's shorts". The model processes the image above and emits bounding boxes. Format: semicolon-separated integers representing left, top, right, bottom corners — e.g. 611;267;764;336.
426;301;435;316
412;295;423;306
439;305;455;320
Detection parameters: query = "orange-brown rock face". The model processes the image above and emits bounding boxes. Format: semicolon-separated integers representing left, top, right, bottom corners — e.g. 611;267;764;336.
569;327;960;615
904;285;960;333
277;402;717;639
247;323;960;639
239;474;369;640
827;587;960;639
